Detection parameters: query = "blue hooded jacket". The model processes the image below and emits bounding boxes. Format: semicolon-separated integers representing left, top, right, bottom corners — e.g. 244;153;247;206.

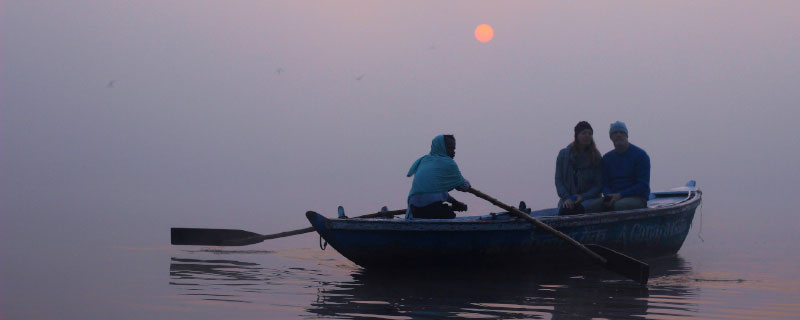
407;135;467;199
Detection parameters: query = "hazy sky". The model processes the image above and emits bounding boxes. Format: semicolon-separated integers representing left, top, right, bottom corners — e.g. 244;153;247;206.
2;1;799;249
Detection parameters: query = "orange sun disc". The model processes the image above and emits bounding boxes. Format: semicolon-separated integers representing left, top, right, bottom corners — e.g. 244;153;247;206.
475;24;494;43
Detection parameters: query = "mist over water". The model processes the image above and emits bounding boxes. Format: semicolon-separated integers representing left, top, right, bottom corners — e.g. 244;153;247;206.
2;1;799;319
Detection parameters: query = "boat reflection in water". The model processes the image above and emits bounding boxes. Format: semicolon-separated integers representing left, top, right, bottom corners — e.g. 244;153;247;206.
307;255;697;319
169;253;699;319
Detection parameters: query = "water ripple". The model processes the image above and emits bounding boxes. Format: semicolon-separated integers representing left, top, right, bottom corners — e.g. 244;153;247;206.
168;251;800;319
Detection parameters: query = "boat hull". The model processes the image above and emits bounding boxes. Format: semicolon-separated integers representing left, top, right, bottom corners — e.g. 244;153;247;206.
306;191;701;268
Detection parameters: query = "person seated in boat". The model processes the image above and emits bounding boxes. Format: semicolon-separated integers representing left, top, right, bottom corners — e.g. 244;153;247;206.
601;121;651;211
405;134;470;219
555;121;604;215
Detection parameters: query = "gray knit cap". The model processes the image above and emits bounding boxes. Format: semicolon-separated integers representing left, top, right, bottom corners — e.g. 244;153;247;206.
609;121;628;136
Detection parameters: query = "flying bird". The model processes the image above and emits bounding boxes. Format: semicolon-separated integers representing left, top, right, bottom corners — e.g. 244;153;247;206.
355;74;365;81
107;80;115;88
276;68;284;75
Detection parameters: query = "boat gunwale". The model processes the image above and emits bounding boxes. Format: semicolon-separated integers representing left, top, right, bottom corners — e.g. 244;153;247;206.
320;190;702;232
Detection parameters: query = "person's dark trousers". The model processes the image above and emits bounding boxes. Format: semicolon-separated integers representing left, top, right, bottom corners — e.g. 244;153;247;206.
558;204;585;216
411;202;456;219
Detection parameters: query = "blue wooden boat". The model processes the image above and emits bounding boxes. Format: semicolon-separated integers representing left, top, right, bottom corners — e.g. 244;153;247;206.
306;182;702;268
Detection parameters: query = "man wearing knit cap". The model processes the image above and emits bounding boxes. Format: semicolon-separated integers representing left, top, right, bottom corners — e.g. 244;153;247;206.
601;121;651;211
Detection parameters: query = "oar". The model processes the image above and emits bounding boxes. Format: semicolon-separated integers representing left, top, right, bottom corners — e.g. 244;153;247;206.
171;208;406;246
466;187;650;285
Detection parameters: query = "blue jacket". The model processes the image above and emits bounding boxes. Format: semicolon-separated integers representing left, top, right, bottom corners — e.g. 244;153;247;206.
406;135;469;219
602;143;650;198
407;135;467;198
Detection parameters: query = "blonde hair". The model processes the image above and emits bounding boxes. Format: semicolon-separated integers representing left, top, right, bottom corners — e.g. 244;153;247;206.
570;138;601;167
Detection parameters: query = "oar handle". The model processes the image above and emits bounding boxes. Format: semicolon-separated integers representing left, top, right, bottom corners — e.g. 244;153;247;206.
466;187;607;264
356;209;407;219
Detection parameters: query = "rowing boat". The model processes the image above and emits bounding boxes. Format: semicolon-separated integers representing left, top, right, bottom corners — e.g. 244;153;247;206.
306;182;701;268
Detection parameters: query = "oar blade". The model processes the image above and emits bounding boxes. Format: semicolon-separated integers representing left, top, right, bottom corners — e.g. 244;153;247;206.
585;244;650;285
171;228;263;246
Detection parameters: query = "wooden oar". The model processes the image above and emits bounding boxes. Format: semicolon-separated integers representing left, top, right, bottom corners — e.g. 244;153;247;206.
171;208;406;246
467;187;650;285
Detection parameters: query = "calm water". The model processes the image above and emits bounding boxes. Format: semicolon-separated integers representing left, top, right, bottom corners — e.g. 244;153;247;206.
4;204;800;319
3;1;800;319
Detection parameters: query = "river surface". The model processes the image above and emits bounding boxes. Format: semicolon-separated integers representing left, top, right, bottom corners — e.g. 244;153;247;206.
3;202;800;319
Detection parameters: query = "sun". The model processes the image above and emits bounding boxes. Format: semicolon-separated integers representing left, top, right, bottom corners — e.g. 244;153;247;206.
475;24;494;43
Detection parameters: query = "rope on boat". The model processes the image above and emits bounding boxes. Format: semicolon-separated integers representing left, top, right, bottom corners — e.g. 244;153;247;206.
697;195;705;242
319;235;328;250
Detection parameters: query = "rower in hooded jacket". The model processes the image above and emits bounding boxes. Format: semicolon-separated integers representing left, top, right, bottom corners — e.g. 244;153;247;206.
406;134;470;219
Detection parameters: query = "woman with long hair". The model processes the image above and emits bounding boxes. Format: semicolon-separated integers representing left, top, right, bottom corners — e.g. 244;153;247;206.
554;121;603;215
